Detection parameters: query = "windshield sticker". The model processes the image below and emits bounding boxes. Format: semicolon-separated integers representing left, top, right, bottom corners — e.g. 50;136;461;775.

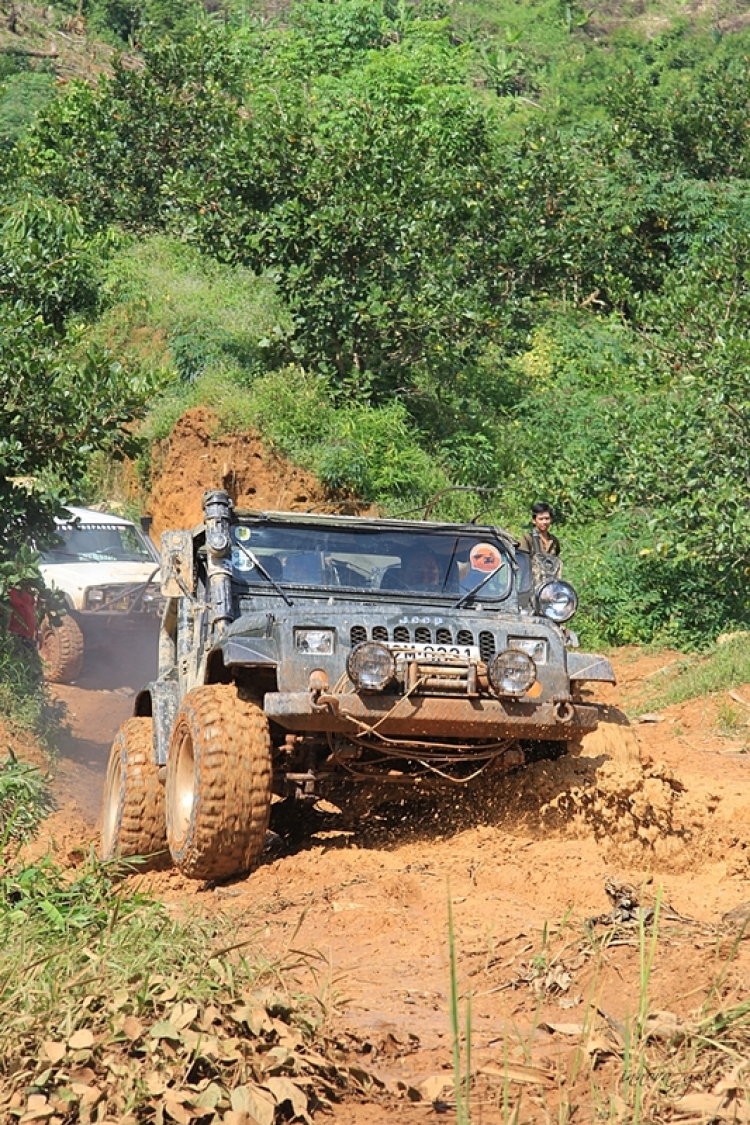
469;543;503;572
235;527;252;542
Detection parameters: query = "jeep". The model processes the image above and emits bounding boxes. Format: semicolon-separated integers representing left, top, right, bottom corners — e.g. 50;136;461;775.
100;489;615;879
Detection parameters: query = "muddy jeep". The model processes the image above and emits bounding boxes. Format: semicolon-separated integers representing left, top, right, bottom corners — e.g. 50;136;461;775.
101;490;616;880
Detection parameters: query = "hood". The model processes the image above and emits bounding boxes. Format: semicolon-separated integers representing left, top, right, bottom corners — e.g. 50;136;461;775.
39;560;160;607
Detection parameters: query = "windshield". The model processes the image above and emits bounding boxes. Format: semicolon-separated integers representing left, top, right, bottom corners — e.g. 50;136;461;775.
42;524;156;565
230;522;513;600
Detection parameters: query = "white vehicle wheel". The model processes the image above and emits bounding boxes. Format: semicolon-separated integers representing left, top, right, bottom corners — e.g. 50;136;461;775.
39;615;84;684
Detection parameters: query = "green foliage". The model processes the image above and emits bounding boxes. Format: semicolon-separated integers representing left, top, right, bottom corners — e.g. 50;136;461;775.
84;0;206;46
100;234;292;382
0;196;163;596
1;196;104;328
0;754;53;848
0;629;61;746
248;367;450;503
151;364;452;507
9;0;750;645
0;853;341;1122
0;72;56;153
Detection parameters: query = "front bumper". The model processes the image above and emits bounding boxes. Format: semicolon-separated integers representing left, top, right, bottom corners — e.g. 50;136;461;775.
264;691;599;742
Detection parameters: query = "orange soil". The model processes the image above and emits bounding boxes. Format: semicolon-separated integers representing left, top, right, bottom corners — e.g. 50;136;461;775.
147;407;336;539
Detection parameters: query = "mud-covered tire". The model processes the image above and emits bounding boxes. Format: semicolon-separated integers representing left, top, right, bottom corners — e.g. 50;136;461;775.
165;685;272;881
580;705;641;766
100;717;169;869
39;615;84;684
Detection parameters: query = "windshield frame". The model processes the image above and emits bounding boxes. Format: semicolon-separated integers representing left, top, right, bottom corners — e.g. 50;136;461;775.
227;516;516;603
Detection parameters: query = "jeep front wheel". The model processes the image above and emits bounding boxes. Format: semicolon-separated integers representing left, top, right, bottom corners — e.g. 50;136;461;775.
100;717;169;869
165;685;272;881
39;615;84;684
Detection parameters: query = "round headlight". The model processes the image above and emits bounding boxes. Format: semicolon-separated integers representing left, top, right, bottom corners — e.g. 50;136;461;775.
488;649;537;697
538;580;578;623
347;642;396;692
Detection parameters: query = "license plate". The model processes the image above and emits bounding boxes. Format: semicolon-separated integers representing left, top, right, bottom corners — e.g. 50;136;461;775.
390;642;480;663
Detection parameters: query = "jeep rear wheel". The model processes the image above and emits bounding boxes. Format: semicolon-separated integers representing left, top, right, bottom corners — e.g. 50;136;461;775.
100;717;169;869
39;615;84;684
165;685;272;881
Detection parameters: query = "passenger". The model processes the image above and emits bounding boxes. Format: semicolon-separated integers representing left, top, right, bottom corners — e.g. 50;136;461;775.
9;587;38;643
283;553;322;584
518;502;561;557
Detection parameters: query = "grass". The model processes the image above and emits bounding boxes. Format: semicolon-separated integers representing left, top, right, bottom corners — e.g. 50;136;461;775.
0;632;61;747
0;752;53;848
448;888;472;1124
633;633;750;715
0;854;370;1122
100;234;292;382
448;890;750;1122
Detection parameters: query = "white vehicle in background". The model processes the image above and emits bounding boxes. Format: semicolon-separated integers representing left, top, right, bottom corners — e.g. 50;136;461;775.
38;506;162;684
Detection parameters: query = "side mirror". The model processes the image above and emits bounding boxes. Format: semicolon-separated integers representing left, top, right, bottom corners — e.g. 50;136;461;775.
160;530;196;597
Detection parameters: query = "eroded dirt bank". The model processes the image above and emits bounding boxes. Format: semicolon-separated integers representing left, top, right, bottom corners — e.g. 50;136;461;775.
34;651;750;1122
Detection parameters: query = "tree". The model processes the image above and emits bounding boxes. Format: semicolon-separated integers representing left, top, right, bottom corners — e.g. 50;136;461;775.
0;198;159;598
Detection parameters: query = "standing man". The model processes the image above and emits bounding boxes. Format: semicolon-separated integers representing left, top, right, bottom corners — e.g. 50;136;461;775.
518;502;561;557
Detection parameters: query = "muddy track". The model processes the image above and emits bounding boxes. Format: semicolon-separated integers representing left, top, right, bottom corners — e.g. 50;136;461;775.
39;652;750;1122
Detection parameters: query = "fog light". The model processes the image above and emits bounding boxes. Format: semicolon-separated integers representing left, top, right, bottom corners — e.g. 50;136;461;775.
488;649;536;697
347;642;395;691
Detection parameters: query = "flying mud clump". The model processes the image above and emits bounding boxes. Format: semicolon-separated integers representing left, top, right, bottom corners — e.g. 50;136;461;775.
539;714;708;869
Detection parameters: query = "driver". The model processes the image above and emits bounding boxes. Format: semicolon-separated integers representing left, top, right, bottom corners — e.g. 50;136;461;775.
401;550;442;591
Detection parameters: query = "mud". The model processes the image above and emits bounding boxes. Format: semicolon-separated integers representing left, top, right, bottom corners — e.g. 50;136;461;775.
26;649;750;1121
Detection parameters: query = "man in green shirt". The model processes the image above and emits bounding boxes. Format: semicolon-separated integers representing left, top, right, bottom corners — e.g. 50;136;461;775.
518;502;561;557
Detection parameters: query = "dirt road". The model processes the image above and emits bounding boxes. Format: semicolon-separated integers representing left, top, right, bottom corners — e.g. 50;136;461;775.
41;649;750;1122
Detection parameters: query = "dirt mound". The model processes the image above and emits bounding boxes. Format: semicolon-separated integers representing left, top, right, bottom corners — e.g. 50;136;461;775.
148;407;337;537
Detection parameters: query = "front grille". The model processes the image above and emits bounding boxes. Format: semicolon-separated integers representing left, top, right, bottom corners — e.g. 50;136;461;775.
479;631;496;661
350;624;488;649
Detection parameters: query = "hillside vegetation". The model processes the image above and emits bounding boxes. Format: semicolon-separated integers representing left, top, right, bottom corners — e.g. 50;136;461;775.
2;0;750;647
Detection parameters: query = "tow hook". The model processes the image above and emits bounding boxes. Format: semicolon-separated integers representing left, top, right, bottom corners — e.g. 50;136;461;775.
314;693;340;715
555;700;575;724
309;669;333;712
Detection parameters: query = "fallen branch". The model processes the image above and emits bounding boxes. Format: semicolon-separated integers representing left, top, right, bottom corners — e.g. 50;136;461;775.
1;44;58;57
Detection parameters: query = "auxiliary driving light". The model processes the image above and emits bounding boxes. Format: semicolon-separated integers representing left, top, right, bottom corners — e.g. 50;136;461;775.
295;628;335;655
347;641;396;692
488;649;537;697
537;580;578;624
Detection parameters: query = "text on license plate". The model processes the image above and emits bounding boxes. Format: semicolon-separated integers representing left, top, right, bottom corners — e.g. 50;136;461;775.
390;642;480;663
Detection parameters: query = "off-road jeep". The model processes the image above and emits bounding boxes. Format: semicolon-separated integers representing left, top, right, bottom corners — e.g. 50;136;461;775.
101;489;616;880
38;506;162;683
